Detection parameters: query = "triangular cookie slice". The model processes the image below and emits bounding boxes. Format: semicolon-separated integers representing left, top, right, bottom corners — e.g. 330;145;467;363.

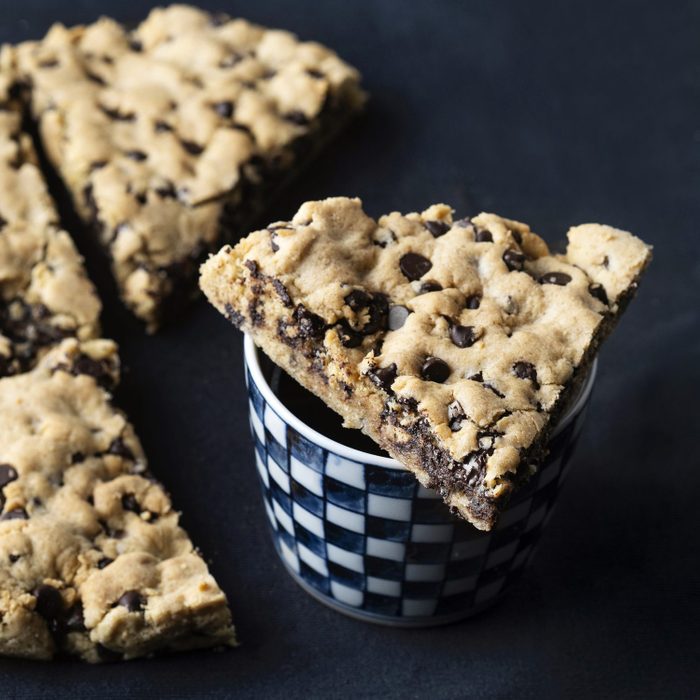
200;197;651;530
0;73;101;377
9;5;365;330
0;339;235;661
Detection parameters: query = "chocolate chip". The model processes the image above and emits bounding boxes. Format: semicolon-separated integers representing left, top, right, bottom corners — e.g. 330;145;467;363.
502;296;519;315
373;229;397;248
212;100;234;118
155;181;177;198
419;280;442;294
475;229;493;242
284;110;310;126
100;105;135;122
388;305;410;330
512;361;540;389
64;602;86;632
244;259;260;277
425;220;450;237
454;218;473;229
342;291;388;335
449;324;478;348
503;249;525;272
270;232;280;252
125;150;147;162
588;283;609;305
368;363;397;393
420;357;450;383
121;493;141;514
0;508;28;521
70;354;112;387
97;557;113;569
468;372;483;383
0;464;18;489
8;554;20;563
483;382;505;398
272;279;292;308
219;54;243;69
117;590;144;613
224;304;244;328
364;295;389;335
447;400;466;432
128;39;143;52
85;69;106;86
344;290;371;311
400;253;432;281
539;271;572;286
107;438;134;461
293;305;326;339
335;320;363;348
33;584;64;622
463;449;490;488
181;139;203;155
465;294;481;309
71;452;85;464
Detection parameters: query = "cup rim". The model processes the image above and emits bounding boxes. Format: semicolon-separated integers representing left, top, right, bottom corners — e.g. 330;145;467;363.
243;334;597;469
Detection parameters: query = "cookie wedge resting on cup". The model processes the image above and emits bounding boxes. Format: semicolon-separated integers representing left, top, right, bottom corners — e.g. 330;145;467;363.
200;197;651;531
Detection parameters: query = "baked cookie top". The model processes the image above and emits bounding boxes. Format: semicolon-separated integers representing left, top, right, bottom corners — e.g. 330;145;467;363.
201;197;651;527
0;76;100;377
0;338;235;661
9;4;364;329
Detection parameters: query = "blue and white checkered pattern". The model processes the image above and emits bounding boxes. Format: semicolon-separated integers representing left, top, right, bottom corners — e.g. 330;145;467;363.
246;364;589;624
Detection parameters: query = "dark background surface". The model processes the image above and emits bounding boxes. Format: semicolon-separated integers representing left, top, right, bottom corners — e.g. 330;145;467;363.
1;1;698;698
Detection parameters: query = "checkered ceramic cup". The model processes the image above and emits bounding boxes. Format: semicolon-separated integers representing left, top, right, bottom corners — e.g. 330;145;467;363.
243;335;596;626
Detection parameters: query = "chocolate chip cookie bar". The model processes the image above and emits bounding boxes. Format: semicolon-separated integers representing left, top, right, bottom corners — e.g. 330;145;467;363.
0;74;100;376
0;338;235;661
200;197;651;530
9;5;365;331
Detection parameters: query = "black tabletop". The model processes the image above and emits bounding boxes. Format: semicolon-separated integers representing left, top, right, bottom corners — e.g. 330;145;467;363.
1;1;698;698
